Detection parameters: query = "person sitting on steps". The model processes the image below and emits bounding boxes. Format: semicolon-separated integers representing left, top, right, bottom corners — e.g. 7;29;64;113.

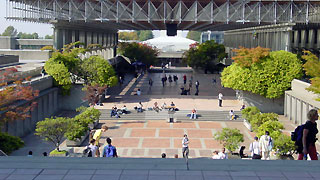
190;109;197;119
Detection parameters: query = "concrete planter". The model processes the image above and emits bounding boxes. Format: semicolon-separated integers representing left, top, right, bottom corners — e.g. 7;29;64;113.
88;119;99;130
243;119;253;132
66;131;89;147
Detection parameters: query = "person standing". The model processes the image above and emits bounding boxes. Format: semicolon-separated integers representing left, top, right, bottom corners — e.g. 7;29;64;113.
182;134;189;159
149;78;153;88
195;80;199;92
86;139;98;157
250;137;261;159
218;92;223;107
183;74;187;84
218;148;228;159
103;138;118;158
259;131;272;160
91;125;108;157
298;109;319;160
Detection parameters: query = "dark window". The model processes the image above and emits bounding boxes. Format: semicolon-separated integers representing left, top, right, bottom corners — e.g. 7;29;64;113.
314;29;317;44
306;30;309;43
298;30;301;43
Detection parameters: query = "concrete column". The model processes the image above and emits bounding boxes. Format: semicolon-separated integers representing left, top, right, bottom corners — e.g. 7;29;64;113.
79;31;86;47
286;30;292;52
72;30;76;43
103;34;107;47
301;30;306;48
87;32;92;46
54;28;63;50
293;30;299;48
92;32;98;44
308;29;315;49
99;33;103;45
62;29;67;46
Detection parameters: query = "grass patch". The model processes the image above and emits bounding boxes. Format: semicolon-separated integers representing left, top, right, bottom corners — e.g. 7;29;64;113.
50;149;68;155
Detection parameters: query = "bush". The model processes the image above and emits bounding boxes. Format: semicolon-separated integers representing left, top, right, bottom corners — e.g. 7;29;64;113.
50;149;68;155
256;120;284;138
221;49;303;99
250;113;278;132
0;132;24;154
273;134;296;156
214;128;244;152
241;106;260;123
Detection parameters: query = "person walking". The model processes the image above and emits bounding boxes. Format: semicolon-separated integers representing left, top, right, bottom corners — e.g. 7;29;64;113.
168;75;173;85
195;80;199;92
259;131;272;160
298;109;319;160
149;78;153;88
86;139;98;157
218;92;223;107
182;134;189;159
250;136;261;159
103;138;118;158
91;125;108;157
183;74;187;84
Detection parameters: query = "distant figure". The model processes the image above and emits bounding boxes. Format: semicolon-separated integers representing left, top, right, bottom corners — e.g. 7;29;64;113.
161;102;167;109
119;76;123;85
86;139;98;157
195;80;199;91
168;75;173;85
169;61;171;67
161;153;166;158
173;75;178;83
250;137;261;159
218;148;228;159
170;102;175;107
240;104;246;111
259;131;272;160
149;78;153;88
229;110;235;120
183;74;187;84
43;152;47;157
153;102;160;113
190;75;193;82
174;154;178;158
136;89;141;96
218;92;223;107
239;146;248;158
120;105;128;114
182;134;189;159
190;109;197;119
27;151;33;157
212;78;217;85
212;151;220;159
103;138;118;158
41;68;45;78
137;102;143;112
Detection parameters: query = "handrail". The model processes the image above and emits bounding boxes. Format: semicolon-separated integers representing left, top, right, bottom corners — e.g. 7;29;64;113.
0;150;8;156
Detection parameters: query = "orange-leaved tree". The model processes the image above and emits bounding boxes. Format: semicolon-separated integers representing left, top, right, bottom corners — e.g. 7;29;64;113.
0;66;39;132
232;46;270;67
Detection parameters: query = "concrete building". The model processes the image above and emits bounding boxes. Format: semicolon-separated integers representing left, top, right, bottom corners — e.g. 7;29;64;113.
0;36;53;50
200;31;224;44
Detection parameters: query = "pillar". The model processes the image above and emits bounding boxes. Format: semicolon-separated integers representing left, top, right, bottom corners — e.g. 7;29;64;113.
87;31;92;46
103;34;107;47
300;30;306;48
79;31;86;47
54;28;63;50
92;32;98;44
99;33;103;45
308;29;315;49
293;30;299;48
72;30;76;43
317;29;320;49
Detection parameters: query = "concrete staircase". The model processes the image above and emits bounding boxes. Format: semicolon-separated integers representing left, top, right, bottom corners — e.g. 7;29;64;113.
99;109;242;121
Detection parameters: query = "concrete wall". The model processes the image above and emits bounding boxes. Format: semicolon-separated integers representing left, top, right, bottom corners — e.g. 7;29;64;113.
5;87;59;137
16;39;53;46
0;37;16;49
0;50;50;61
59;84;88;110
285;79;320;125
237;90;284;114
0;55;19;65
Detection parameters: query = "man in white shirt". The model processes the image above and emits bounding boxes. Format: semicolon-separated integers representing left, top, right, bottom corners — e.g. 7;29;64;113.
250;136;261;159
87;139;98;157
218;93;223;107
218;148;228;159
182;134;189;159
137;89;141;96
212;151;220;159
259;131;272;160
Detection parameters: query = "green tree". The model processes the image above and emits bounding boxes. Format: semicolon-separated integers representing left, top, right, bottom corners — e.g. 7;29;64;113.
45;35;54;39
186;31;201;42
241;106;260;123
183;40;227;71
273;134;296;157
35;117;70;151
17;32;39;39
256;120;284;138
1;26;18;36
302;51;320;100
221;49;303;99
118;31;139;41
214;128;244;152
250;113;279;132
0;132;24;154
118;42;159;66
137;30;153;41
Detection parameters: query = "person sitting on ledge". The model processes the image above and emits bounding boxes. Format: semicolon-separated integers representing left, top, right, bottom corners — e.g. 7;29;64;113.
137;102;143;113
161;153;166;158
120;105;128;114
153;102;160;113
190;109;197;119
161;102;167;109
212;151;220;159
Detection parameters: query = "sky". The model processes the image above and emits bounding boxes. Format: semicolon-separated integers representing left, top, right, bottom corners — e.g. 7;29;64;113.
0;0;187;38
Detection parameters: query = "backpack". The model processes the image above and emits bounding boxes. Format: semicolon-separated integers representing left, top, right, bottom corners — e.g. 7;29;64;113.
291;124;305;152
83;147;92;157
105;145;117;157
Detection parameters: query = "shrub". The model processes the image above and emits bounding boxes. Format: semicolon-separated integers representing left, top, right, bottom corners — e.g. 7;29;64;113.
256;120;284;138
0;132;24;154
214;128;244;152
250;113;278;132
273;134;296;156
35;117;70;151
241;106;260;123
50;149;68;155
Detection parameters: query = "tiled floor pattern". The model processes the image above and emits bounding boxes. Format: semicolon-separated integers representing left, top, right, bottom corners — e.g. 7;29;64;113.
95;120;255;158
2;169;320;180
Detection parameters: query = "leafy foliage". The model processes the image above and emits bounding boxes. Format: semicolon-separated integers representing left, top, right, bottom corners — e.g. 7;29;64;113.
251;113;279;132
221;49;303;99
83;84;107;106
232;46;269;67
0;67;39;131
1;26;18;36
65;107;101;141
137;30;154;41
302;51;320;100
186;31;202;42
17;32;39;39
35;117;70;151
45;35;54;39
273;134;296;156
256;120;284;138
0;132;24;154
183;40;227;71
118;42;159;66
214;128;244;152
44;42;117;95
119;30;153;41
241;106;260;123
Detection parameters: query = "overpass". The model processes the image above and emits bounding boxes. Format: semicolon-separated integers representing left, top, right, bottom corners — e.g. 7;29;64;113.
5;0;320;52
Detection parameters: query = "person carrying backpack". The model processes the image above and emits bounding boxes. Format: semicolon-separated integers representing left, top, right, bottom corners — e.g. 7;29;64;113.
103;138;118;158
84;139;98;157
259;131;272;160
297;109;319;160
